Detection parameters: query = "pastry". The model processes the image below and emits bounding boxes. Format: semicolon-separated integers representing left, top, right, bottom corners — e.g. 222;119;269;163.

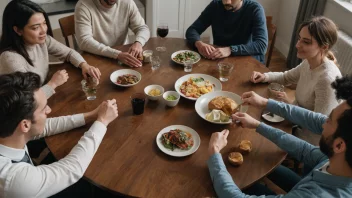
208;96;239;116
228;152;243;166
238;140;252;154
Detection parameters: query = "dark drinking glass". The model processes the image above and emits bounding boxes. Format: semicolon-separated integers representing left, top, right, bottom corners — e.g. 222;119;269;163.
131;93;146;115
156;23;168;52
157;28;169;38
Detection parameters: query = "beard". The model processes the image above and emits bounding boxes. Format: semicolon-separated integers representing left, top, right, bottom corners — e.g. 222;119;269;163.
319;135;334;158
223;4;235;11
103;0;117;6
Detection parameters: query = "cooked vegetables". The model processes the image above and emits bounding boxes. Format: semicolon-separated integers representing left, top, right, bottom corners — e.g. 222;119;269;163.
162;129;194;150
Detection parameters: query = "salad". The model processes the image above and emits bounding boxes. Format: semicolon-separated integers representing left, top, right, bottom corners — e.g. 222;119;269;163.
173;51;199;63
161;129;194;151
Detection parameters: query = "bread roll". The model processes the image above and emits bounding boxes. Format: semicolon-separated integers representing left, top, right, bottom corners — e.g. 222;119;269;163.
238;140;252;154
208;96;239;116
228;152;243;166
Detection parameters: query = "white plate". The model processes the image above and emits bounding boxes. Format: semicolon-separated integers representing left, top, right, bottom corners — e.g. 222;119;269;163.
171;50;201;65
156;125;201;157
110;69;141;87
195;91;249;125
174;74;222;101
262;112;285;122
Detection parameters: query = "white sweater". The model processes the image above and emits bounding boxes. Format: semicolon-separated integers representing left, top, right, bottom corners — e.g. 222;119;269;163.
75;0;150;59
0;114;107;198
264;58;342;115
0;36;86;98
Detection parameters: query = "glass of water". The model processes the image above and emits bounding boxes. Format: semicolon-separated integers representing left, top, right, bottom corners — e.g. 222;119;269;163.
81;77;98;100
183;60;194;72
218;62;234;82
151;56;161;70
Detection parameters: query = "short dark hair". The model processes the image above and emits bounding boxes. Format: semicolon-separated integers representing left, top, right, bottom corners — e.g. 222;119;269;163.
0;72;41;138
331;76;352;168
0;0;53;66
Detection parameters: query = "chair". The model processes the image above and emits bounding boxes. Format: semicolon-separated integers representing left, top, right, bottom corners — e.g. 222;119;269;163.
58;15;76;48
266;16;277;67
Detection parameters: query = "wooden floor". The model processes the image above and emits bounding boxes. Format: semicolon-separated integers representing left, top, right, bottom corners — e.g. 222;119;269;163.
267;48;289;72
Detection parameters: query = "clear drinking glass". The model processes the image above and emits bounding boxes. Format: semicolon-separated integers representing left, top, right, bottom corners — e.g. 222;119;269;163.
156;23;169;52
183;60;194;72
81;77;98;100
218;62;234;82
151;56;161;70
268;83;284;99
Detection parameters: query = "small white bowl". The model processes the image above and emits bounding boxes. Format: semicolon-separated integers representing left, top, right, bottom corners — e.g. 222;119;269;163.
144;85;164;101
110;69;141;87
163;91;180;107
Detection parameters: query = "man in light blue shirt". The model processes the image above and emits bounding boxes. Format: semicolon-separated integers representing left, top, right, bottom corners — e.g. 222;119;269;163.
207;77;352;197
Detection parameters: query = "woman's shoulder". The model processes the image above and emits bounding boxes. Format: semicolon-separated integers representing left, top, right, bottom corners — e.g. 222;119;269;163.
0;50;26;62
321;59;342;77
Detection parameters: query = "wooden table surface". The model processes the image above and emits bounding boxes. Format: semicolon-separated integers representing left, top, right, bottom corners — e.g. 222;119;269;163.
46;38;292;198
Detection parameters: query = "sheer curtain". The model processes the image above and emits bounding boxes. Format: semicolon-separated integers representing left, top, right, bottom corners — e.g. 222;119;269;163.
286;0;327;68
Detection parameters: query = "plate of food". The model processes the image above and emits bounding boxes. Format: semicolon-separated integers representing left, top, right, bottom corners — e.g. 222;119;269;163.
195;91;248;124
156;125;201;157
174;74;222;101
171;50;201;65
110;69;141;87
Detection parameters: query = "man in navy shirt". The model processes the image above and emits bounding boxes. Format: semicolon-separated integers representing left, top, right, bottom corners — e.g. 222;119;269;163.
186;0;268;64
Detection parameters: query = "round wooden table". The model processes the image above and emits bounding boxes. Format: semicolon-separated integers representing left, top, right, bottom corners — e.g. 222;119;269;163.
46;38;292;198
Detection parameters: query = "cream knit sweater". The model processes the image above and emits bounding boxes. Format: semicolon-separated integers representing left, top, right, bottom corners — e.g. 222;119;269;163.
264;58;342;115
0;36;86;98
75;0;150;59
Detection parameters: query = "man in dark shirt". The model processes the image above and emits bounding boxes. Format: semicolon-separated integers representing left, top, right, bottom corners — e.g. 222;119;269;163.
186;0;268;64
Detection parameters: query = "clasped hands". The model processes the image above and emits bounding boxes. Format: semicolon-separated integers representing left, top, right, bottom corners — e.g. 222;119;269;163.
195;41;231;60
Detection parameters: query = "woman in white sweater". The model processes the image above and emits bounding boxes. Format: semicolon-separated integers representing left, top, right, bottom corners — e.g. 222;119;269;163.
251;16;342;145
0;0;101;98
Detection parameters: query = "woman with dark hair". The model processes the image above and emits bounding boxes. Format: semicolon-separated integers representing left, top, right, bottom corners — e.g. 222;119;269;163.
0;0;101;98
250;16;342;145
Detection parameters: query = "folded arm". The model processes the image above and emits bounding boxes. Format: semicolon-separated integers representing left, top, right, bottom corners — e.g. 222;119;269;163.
6;121;107;198
230;6;268;57
264;62;303;85
185;2;213;47
266;99;326;134
128;1;150;46
256;123;328;166
75;5;120;59
46;36;86;67
33;114;85;140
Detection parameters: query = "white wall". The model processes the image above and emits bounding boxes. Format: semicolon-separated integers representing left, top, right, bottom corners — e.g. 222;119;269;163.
0;0;11;34
324;0;352;36
275;0;300;58
256;0;280;24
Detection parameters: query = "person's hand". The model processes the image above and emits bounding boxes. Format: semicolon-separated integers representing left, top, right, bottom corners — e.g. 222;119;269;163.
117;52;142;68
241;91;268;108
128;42;143;59
195;41;216;58
271;90;293;104
250;71;266;83
231;112;260;129
97;99;118;126
47;69;69;89
208;129;229;157
209;47;231;60
80;62;101;80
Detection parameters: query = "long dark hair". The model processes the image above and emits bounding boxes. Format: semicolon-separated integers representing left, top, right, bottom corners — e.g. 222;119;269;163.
0;0;53;66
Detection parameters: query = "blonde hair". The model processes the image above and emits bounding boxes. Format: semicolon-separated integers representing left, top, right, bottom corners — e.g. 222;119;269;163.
298;16;339;67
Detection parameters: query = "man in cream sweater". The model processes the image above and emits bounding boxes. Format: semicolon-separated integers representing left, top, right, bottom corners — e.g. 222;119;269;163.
75;0;150;68
0;72;118;197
